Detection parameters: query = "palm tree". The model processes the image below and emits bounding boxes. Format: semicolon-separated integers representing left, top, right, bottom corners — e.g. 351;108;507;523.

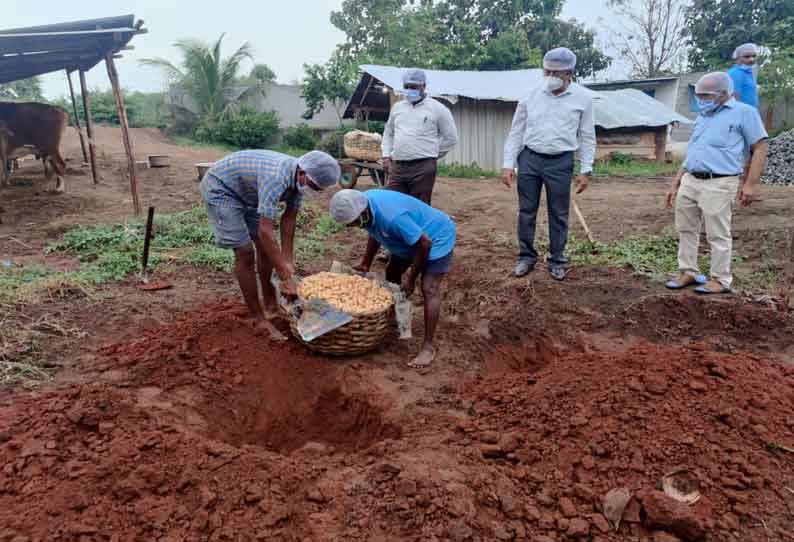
140;34;253;121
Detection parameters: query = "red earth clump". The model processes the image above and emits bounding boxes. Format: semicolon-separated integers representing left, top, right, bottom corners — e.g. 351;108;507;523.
456;341;794;541
1;301;793;541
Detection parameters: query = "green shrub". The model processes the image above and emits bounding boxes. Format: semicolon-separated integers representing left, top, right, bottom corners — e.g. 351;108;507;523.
283;123;319;150
195;107;280;149
438;163;499;179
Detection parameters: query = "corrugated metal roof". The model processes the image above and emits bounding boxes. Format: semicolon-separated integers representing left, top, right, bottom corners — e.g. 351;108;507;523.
360;64;545;102
593;89;692;129
348;65;691;129
0;15;145;84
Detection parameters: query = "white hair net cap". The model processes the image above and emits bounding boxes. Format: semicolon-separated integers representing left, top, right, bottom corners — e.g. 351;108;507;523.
695;72;734;96
330;189;368;224
402;69;427;86
543;47;577;71
297;150;341;188
733;43;759;60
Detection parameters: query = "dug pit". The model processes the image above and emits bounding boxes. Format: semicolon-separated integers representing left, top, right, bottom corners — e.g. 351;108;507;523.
98;301;401;453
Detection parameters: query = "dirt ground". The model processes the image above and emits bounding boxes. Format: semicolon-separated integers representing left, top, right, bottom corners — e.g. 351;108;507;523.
1;126;793;541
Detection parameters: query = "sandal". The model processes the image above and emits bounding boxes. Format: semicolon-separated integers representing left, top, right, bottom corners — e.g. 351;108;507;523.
665;274;699;290
694;279;732;295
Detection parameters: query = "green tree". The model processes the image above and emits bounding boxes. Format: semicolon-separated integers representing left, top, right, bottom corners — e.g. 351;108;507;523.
53;89;167;128
250;64;277;84
0;77;44;101
686;0;794;70
758;47;794;127
140;34;253;121
329;0;608;77
302;50;359;127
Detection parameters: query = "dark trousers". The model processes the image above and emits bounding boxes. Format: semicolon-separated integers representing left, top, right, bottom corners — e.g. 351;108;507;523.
516;147;574;269
386;157;437;204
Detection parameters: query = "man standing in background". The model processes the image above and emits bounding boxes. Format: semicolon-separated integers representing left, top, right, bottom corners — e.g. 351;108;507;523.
728;43;760;108
665;72;768;295
502;47;596;281
382;69;458;205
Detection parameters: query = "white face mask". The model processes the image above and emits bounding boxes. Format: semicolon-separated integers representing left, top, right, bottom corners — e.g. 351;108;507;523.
545;76;565;92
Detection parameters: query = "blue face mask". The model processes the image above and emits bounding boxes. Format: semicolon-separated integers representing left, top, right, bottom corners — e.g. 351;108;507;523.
739;64;754;72
697;98;719;115
404;88;422;103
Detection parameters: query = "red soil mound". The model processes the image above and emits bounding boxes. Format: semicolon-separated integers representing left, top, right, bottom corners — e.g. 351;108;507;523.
96;301;401;452
1;302;792;541
455;342;794;540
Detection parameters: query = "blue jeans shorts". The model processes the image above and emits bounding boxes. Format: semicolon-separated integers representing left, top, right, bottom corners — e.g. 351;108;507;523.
200;177;258;249
390;250;453;276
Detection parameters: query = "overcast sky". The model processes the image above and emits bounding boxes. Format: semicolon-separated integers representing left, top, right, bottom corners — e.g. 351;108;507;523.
2;0;613;99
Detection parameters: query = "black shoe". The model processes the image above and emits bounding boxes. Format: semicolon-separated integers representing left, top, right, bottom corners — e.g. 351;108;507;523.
513;261;535;277
550;267;568;281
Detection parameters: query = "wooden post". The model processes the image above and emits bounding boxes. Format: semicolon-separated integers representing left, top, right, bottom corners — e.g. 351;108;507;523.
654;127;668;163
105;53;141;216
66;70;88;164
78;70;99;185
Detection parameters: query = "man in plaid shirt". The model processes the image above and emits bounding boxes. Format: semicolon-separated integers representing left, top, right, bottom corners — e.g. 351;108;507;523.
200;150;340;338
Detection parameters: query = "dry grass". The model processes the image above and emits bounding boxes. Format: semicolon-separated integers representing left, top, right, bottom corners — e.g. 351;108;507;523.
0;312;84;387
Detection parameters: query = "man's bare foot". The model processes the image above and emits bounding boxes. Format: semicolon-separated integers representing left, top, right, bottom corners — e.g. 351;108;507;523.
255;318;287;342
263;305;288;322
407;345;435;369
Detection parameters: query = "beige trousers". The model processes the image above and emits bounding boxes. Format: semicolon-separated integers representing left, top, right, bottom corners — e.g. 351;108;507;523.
675;173;740;288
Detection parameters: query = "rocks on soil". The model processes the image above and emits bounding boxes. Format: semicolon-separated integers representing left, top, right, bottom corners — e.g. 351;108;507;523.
762;128;794;185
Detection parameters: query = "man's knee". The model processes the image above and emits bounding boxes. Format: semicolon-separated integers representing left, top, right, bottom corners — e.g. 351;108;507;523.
422;274;443;297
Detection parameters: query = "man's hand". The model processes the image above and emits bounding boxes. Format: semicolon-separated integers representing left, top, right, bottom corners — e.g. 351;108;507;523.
353;261;371;274
738;183;761;207
276;261;295;280
501;168;515;187
382;157;392;173
279;277;298;299
401;271;418;297
574;174;589;194
665;187;678;209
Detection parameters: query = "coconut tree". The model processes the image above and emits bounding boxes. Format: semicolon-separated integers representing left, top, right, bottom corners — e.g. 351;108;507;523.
140;34;253;121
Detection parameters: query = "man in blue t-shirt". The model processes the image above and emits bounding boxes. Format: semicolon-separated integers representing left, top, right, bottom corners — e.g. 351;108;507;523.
727;43;759;108
330;189;456;368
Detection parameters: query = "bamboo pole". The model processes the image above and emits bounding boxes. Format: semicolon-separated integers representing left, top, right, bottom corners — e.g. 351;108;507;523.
78;69;99;185
66;70;88;164
105;53;141;216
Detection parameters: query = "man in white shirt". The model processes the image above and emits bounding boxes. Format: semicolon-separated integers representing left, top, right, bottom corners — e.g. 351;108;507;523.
502;47;596;281
382;69;458;205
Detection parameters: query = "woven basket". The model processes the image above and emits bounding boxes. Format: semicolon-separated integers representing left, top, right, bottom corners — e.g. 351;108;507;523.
343;130;382;162
290;303;393;356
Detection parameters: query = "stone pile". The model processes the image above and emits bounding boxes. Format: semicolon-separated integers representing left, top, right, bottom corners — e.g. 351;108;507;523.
761;128;794;185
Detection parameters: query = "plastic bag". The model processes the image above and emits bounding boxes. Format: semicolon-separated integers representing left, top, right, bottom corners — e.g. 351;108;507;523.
271;272;353;342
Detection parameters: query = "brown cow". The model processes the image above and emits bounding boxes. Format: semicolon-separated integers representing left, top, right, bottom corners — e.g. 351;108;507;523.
0;102;69;192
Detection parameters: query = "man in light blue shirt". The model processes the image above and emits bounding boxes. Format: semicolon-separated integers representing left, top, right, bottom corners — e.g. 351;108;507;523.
727;43;759;108
665;72;768;294
330;189;456;368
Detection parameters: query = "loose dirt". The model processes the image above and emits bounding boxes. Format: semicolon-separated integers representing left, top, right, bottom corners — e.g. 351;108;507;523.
2;126;794;541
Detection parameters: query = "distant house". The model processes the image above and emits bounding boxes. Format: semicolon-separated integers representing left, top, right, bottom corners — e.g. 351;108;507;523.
344;65;691;171
585;74;704;142
587;73;794;139
166;83;345;132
